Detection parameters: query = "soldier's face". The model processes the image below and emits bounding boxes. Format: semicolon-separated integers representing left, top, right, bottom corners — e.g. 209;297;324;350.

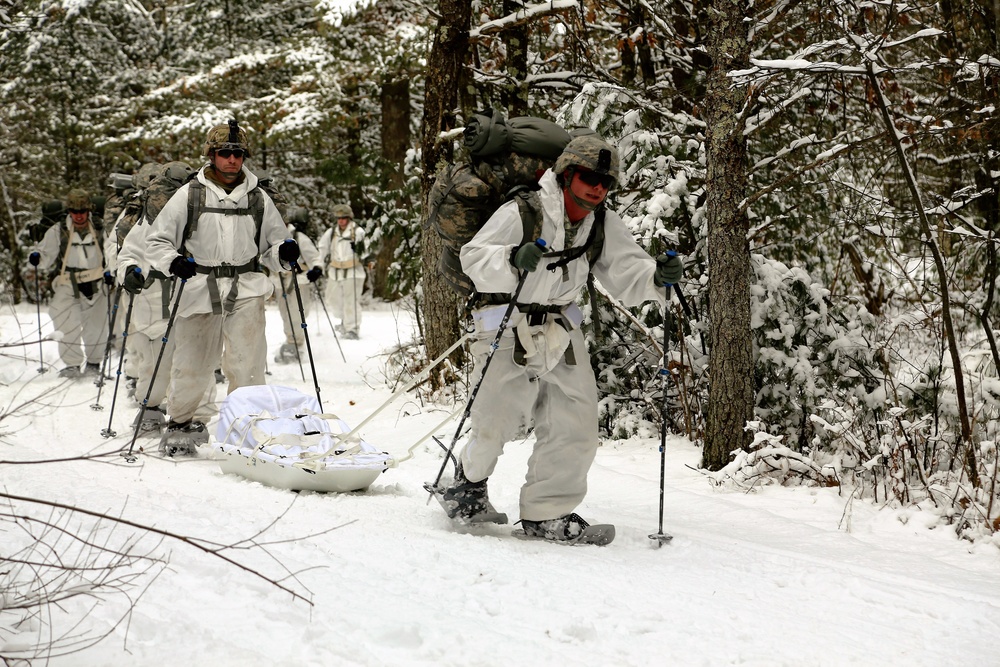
337;216;350;230
211;148;244;182
569;169;611;207
69;209;89;228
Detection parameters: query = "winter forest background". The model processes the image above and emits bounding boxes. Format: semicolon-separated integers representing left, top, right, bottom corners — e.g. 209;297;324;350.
1;0;999;548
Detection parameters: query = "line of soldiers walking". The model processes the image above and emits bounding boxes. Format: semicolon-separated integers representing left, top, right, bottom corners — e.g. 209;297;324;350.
24;121;373;455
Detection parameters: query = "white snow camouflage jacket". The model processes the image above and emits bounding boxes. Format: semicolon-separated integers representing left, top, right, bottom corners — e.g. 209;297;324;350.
460;169;666;315
144;165;287;318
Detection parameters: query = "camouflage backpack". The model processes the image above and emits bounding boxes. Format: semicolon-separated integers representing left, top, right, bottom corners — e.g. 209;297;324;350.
142;162;282;257
425;109;572;296
114;162;170;249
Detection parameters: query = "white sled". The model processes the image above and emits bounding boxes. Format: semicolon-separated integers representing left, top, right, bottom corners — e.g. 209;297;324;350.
212;385;394;493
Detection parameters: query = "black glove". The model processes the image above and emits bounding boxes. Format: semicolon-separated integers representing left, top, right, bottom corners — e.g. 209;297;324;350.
278;239;300;264
123;266;145;294
28;251;40;266
349;241;357;254
654;253;684;287
510;241;546;272
103;270;115;286
169;255;197;280
306;266;323;283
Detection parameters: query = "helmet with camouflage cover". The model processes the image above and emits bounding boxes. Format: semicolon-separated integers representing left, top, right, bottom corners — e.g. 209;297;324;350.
553;134;620;187
203;120;251;158
132;162;161;190
42;200;65;222
65;188;92;212
332;204;354;219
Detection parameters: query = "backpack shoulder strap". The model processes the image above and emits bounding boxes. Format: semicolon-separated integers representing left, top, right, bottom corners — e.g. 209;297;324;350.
182;180;206;257
586;206;606;267
511;188;541;246
248;187;264;250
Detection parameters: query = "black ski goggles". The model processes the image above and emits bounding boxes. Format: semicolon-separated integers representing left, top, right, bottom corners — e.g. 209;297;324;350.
576;169;614;189
216;148;246;159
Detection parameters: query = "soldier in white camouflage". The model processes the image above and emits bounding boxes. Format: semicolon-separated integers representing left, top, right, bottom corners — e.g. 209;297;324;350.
318;203;368;339
440;134;685;543
28;189;110;379
142;121;293;455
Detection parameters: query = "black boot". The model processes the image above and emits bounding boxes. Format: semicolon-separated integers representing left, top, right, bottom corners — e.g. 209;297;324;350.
425;463;508;525
441;464;490;520
521;513;592;541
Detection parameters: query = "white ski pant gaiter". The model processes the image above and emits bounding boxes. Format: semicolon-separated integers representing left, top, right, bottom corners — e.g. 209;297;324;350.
49;282;109;368
460;324;599;522
126;331;173;409
276;274;312;345
167;296;267;424
324;275;364;334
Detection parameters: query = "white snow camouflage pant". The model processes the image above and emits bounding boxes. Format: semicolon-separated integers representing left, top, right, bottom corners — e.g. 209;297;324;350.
274;273;312;345
324;274;364;334
49;281;109;368
166;296;267;424
459;322;599;522
125;330;173;410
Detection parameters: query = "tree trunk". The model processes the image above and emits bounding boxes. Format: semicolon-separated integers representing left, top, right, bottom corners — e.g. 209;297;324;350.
372;77;410;301
419;0;471;388
702;0;753;470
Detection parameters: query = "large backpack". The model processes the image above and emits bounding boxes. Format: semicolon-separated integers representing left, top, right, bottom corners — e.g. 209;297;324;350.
426;110;575;296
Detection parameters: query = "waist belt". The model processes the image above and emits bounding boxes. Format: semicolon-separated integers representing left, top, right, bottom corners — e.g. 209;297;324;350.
194;259;260;314
65;266;104;299
514;302;565;326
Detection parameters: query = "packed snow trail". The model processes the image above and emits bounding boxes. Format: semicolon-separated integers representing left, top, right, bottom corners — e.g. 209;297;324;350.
2;301;999;666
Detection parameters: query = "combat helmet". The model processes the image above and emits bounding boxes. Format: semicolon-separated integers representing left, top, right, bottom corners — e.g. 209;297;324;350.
287;206;310;232
64;188;92;212
332;204;354;219
42;200;65;222
553;134;620;187
203;119;251;158
132;162;161;190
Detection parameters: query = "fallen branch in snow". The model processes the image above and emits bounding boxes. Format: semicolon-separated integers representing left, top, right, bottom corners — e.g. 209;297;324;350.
0;491;349;661
705;429;840;489
0;491;328;606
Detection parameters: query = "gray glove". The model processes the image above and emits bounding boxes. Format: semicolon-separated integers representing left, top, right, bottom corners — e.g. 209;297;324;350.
510;242;546;272
654;254;684;287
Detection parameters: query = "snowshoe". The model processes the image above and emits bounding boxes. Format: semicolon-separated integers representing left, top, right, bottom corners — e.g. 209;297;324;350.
159;419;207;457
513;513;615;546
58;366;82;379
425;464;507;525
274;342;299;364
342;330;359;340
133;405;166;434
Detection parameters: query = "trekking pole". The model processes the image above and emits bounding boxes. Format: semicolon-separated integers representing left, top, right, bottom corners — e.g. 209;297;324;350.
290;260;324;412
123;275;187;462
101;287;137;437
313;281;346;363
92;287;123;403
34;269;46;374
650;252;679;547
426;239;546;497
280;274;306;381
352;253;359;337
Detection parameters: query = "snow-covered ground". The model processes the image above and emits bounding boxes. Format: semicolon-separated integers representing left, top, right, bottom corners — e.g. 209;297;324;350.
2;295;999;666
